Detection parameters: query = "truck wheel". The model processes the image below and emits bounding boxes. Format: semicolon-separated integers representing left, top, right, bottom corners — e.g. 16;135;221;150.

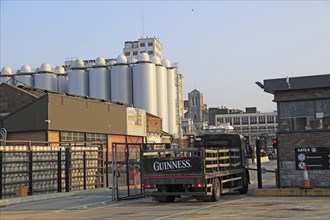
154;195;175;203
211;178;221;202
166;196;175;202
239;169;249;194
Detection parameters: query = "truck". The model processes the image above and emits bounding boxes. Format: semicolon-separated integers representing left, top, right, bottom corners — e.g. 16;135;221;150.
141;133;250;202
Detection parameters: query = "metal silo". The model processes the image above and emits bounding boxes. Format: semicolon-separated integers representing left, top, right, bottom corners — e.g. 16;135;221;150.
163;59;177;135
55;66;68;93
107;59;117;66
132;53;157;116
0;67;14;85
111;55;132;105
152;56;169;132
68;59;89;96
89;57;110;100
15;65;34;87
34;63;57;91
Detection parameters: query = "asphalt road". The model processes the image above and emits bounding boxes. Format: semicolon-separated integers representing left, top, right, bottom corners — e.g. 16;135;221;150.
1;160;329;220
1;193;329;220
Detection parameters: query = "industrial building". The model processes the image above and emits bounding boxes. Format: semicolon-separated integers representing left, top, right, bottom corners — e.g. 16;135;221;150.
0;83;168;147
262;74;330;188
0;37;185;139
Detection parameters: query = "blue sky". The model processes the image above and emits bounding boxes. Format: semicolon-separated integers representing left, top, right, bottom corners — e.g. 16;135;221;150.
1;1;329;111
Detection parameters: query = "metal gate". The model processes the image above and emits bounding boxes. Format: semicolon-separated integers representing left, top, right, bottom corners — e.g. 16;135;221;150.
111;143;143;200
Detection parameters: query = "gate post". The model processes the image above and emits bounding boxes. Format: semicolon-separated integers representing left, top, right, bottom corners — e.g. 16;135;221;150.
0;151;2;199
28;150;33;195
112;143;117;201
83;150;86;190
256;138;262;189
65;147;71;192
106;144;109;188
57;149;62;192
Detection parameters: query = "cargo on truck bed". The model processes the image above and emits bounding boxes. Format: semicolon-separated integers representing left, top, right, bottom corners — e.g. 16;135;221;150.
141;133;250;202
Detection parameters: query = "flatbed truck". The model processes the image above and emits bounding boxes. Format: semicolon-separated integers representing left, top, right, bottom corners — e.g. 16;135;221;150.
141;133;250;202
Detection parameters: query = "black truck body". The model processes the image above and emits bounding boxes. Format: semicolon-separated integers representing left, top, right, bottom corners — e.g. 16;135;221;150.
141;133;250;202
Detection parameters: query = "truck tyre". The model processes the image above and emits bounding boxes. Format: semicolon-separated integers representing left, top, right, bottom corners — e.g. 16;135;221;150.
211;178;221;202
166;196;175;202
154;195;175;203
239;169;249;194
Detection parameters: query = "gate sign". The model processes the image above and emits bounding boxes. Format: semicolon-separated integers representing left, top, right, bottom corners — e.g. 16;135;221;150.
295;147;330;170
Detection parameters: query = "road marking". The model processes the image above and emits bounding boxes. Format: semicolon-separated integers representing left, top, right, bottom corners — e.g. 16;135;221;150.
52;198;146;213
153;198;247;220
79;198;146;213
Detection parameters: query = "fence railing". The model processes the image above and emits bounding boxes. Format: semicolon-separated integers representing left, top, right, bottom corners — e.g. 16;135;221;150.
0;141;105;199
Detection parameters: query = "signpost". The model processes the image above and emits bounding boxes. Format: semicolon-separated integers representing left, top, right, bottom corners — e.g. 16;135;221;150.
295;147;330;170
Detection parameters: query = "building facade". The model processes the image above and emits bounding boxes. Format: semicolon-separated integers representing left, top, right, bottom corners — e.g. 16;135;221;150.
0;84;147;147
123;37;162;61
182;89;208;135
213;107;277;137
263;74;330;188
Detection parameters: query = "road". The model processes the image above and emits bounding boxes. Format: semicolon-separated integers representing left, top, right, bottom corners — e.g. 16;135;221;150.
1;160;329;220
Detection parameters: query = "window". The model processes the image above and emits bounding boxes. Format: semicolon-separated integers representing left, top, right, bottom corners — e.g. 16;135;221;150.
225;117;231;124
216;118;224;124
125;52;130;56
61;131;85;141
140;43;145;47
278;99;330;131
233;117;240;125
148;51;153;55
133;51;138;55
258;116;265;124
267;116;275;123
315;99;330;129
250;116;257;124
242;117;249;125
86;133;106;143
148;42;153;46
140;51;145;54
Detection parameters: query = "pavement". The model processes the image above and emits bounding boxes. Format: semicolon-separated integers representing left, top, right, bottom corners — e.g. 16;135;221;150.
252;187;330;197
0;188;110;207
1;158;329;207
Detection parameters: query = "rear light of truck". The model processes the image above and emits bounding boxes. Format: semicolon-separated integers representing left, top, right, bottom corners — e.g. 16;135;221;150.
194;183;205;188
145;184;154;189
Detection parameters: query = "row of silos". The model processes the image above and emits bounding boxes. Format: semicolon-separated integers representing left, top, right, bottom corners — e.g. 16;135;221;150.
0;53;178;134
0;65;68;93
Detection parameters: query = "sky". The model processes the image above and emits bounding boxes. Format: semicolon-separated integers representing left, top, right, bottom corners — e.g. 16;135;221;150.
1;0;329;112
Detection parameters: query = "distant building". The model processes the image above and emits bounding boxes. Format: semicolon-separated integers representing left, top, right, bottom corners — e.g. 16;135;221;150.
123;37;162;62
182;89;208;135
209;107;277;137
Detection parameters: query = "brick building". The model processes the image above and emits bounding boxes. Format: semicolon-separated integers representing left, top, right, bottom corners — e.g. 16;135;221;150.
263;74;330;188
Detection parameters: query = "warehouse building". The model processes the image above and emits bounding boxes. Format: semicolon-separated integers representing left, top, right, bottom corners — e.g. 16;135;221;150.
0;83;169;147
